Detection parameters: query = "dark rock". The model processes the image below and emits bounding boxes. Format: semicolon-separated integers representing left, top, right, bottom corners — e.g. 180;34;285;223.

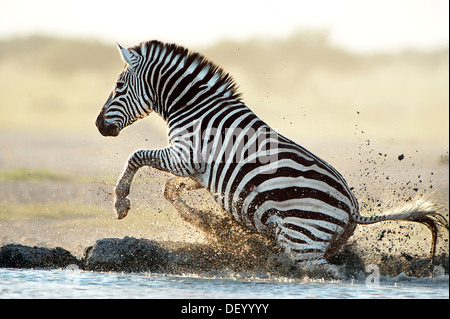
0;243;79;269
82;236;169;272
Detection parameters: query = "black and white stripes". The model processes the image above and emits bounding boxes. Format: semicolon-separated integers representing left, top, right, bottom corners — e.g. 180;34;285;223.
96;40;448;266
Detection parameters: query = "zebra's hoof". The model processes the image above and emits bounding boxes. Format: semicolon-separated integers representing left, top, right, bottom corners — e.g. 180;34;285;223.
115;197;131;219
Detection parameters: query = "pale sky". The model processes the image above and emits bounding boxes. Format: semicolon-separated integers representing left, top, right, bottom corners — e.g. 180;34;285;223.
0;0;448;53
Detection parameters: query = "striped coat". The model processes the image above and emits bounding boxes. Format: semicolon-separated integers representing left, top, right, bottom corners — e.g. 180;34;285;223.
96;40;447;266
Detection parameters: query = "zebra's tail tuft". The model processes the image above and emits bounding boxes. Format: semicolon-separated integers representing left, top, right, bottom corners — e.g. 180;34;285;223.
352;196;449;259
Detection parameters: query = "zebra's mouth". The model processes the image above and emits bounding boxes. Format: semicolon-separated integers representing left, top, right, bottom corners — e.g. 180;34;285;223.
99;123;120;137
95;116;121;137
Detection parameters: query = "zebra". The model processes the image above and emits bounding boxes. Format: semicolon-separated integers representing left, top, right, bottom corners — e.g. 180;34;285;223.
96;40;448;266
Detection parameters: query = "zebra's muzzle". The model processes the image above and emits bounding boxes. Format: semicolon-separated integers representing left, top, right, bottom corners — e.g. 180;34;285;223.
95;113;121;137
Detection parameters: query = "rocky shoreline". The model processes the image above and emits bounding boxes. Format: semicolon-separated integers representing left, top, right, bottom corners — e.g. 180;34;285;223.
1;236;448;279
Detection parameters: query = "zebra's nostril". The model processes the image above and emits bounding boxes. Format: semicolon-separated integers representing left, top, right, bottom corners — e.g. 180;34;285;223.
106;125;120;136
101;123;120;137
96;115;120;137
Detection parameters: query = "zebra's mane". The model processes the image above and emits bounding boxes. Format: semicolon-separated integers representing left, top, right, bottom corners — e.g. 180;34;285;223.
130;40;242;102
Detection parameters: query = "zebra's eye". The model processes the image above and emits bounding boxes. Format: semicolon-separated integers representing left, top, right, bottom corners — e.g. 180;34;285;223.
116;81;126;90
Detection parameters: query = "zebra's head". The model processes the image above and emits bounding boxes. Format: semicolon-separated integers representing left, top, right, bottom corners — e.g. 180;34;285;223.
96;44;152;137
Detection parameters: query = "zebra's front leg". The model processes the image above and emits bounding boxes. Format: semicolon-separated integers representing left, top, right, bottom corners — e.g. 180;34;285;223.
115;160;139;219
163;177;215;232
115;148;188;219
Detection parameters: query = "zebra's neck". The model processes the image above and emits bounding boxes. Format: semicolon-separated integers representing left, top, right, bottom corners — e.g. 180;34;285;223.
132;41;242;123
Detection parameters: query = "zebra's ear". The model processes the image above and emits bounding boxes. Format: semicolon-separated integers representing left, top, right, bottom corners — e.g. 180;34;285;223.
117;43;139;70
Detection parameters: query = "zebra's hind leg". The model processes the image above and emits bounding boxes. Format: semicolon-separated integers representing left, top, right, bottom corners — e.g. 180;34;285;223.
324;221;357;260
274;232;340;278
274;229;328;266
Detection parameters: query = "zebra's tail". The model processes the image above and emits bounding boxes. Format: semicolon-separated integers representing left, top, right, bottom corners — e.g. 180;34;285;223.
352;197;449;259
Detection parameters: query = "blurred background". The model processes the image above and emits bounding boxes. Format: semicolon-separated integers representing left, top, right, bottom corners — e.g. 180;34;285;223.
0;0;448;258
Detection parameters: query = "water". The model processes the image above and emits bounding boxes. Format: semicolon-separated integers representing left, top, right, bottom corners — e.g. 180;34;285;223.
0;267;448;299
